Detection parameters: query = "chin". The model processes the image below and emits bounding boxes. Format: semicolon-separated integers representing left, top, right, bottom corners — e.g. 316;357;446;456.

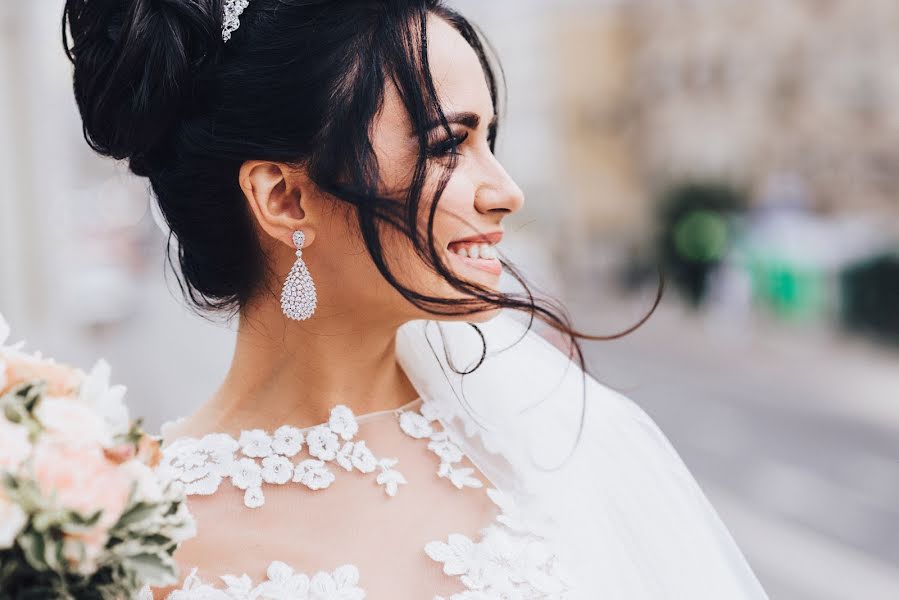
449;304;503;324
469;310;502;324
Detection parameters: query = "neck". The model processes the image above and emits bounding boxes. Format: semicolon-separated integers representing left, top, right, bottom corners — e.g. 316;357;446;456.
197;297;419;433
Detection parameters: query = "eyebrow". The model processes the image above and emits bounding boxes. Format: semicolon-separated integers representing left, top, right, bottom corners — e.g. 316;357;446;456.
424;111;497;132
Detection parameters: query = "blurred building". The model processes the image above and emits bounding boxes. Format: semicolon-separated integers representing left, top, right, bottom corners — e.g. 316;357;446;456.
548;0;899;240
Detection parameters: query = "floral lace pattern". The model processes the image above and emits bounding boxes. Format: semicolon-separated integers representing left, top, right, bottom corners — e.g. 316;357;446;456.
427;488;573;599
150;398;573;599
397;402;484;490
139;561;364;600
157;404;407;507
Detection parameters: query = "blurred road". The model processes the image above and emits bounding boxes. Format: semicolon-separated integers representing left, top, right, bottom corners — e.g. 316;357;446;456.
575;292;899;600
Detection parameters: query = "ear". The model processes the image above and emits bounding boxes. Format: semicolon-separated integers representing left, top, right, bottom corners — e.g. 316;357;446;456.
238;160;317;248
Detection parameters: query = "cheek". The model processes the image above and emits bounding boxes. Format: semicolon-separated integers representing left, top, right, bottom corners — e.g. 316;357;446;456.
429;169;478;243
371;169;478;296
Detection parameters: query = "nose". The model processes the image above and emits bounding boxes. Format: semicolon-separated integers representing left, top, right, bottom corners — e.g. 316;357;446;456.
473;155;525;216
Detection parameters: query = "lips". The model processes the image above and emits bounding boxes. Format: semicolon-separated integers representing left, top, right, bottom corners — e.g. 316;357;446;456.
446;231;503;276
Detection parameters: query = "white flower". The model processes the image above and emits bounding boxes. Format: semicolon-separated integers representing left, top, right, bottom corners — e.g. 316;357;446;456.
308;564;364;600
399;410;433;439
261;455;293;484
439;463;483;490
335;440;377;474
480;526;558;593
486;488;555;538
425;525;568;598
243;487;265;509
334;442;354;472
219;573;254;597
425;533;477;576
33;396;112;446
328;405;358;440
252;561;311;597
375;457;406;497
0;495;27;549
0;418;32;473
293;459;335;490
157;434;238;496
427;431;463;464
349;440;377;473
239;429;273;458
78;358;129;436
230;457;263;490
167;567;233;599
272;425;304;457
160;561;366;600
306;425;339;461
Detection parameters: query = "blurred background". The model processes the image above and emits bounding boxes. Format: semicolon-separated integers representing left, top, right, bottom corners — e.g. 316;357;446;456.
1;1;897;598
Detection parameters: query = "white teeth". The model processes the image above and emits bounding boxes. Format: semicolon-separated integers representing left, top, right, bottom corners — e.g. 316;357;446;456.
450;242;498;259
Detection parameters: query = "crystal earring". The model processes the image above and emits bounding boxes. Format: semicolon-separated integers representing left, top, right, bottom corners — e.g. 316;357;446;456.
280;230;317;320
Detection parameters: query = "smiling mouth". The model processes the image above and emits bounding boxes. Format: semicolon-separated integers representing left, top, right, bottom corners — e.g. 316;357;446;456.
446;235;502;276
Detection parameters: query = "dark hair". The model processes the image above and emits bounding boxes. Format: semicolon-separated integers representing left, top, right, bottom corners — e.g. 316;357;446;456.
62;0;661;463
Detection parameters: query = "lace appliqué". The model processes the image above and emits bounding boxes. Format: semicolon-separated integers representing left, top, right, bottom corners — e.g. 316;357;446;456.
398;402;483;490
427;488;574;599
139;561;365;600
158;405;405;508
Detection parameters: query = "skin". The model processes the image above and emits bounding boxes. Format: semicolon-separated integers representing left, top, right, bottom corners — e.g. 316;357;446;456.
169;14;524;439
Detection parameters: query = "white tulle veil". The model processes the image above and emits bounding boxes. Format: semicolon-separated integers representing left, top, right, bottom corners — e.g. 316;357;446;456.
396;312;770;599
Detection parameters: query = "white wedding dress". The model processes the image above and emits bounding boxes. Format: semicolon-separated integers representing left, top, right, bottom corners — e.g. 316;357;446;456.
139;312;770;600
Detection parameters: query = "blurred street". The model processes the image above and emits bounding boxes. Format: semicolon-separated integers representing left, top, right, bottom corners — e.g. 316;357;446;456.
573;289;899;600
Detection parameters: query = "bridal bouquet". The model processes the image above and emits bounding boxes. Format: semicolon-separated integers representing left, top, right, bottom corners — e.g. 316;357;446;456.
0;314;195;599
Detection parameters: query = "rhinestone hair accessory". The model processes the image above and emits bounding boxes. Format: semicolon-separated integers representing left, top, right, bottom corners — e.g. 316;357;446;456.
281;230;318;320
222;0;250;43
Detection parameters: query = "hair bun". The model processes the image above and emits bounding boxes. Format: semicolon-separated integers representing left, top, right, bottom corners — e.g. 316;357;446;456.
63;0;220;174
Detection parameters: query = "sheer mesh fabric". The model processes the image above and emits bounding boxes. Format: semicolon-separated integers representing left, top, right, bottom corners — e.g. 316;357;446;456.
144;398;514;599
135;312;771;599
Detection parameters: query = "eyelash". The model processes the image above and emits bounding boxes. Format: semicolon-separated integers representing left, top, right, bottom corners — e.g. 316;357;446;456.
427;131;470;158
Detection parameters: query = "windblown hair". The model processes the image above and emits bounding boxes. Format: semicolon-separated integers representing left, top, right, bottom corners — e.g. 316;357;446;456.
62;0;661;462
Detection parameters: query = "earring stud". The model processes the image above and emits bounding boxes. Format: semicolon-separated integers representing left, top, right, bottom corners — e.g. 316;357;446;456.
280;230;317;320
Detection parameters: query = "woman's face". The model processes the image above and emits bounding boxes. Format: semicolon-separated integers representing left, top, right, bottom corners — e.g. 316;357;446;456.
280;14;524;325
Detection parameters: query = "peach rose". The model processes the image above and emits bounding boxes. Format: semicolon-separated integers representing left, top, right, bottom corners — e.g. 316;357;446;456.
0;351;82;398
31;436;133;566
33;396;112;447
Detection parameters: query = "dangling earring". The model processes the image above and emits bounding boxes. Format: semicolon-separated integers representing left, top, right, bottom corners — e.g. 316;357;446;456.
280;230;317;320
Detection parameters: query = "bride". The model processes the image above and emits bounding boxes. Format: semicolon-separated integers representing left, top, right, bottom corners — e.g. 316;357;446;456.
62;0;769;598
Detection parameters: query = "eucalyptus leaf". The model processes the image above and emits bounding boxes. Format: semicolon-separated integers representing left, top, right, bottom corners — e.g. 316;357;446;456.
114;502;157;529
122;552;177;586
17;531;48;571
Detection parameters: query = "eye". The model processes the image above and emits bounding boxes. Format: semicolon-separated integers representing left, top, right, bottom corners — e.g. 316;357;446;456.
427;131;470;158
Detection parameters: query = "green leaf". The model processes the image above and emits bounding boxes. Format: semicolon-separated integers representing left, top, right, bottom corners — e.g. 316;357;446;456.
114;502;157;529
18;530;49;571
122;553;177;586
